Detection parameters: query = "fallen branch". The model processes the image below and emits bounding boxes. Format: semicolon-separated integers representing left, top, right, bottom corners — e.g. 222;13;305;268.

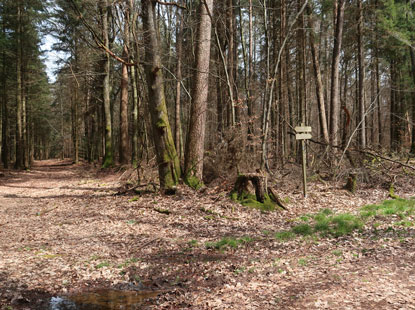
267;187;288;210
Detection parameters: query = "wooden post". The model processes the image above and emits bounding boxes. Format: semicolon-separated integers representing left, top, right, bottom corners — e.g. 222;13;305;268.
295;124;312;198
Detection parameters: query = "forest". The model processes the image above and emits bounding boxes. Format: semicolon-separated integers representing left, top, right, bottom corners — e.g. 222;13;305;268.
1;0;415;309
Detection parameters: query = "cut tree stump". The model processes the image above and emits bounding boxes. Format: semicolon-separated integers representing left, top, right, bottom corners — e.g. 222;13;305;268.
234;173;266;203
344;173;356;194
232;173;288;210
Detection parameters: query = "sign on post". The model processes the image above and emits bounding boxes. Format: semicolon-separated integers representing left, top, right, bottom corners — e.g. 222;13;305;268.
295;124;312;198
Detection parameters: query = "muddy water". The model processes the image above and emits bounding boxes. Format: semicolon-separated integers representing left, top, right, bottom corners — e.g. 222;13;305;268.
50;289;161;310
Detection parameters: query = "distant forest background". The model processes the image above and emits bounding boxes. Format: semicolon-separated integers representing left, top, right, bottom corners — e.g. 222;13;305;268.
1;0;415;191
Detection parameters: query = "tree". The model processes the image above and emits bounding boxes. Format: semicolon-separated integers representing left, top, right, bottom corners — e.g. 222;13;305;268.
100;0;114;168
142;0;180;193
184;0;214;186
119;0;130;165
329;0;346;147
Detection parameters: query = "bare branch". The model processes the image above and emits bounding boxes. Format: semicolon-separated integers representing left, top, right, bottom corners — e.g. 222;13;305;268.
67;0;138;67
156;0;187;9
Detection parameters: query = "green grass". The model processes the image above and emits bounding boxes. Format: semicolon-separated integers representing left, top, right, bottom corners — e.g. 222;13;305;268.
288;211;362;238
205;236;253;251
95;261;110;269
291;224;313;236
395;220;414;227
275;199;415;241
360;198;415;219
274;231;295;241
117;257;138;269
188;239;199;247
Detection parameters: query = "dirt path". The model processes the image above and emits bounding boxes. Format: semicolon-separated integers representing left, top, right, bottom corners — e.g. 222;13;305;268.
1;159;415;309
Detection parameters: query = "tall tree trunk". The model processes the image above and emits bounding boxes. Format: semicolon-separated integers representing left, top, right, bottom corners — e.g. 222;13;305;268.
410;47;415;154
184;0;213;183
101;0;114;168
142;0;180;192
297;0;306;124
329;0;346;147
175;5;184;163
131;64;140;165
376;50;382;148
247;0;254;138
375;0;382;148
1;11;8;168
307;4;329;144
71;79;79;164
130;0;140;166
15;1;24;169
357;0;366;149
390;61;398;151
119;1;130;164
22;87;29;168
227;0;236;123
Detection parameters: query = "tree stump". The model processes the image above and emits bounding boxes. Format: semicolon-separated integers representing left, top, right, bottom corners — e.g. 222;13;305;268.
233;173;266;203
344;173;356;193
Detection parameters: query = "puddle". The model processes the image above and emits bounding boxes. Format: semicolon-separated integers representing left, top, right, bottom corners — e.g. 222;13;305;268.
50;289;161;310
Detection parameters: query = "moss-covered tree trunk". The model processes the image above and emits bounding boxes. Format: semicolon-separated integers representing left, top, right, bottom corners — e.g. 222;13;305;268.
142;0;180;193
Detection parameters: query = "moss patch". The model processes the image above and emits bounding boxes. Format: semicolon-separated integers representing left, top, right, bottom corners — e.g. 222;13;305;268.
185;174;204;190
231;192;277;212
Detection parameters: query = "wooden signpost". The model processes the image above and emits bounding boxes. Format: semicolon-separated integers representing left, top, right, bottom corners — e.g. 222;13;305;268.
295;124;312;198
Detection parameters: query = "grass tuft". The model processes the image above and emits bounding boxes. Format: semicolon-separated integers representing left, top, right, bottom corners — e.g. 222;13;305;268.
205;236;253;251
291;224;313;236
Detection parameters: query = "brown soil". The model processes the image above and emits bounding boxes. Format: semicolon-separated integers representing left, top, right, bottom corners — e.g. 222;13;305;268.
1;159;415;309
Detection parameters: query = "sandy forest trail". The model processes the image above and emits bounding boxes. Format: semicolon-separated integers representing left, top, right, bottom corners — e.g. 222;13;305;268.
0;159;415;309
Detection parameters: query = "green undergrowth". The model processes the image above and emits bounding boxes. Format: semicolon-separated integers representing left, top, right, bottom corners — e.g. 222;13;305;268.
360;198;415;219
275;198;415;241
185;174;204;190
230;192;277;212
205;236;253;251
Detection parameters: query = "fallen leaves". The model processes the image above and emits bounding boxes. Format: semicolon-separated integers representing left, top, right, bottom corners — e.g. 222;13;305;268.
0;159;415;309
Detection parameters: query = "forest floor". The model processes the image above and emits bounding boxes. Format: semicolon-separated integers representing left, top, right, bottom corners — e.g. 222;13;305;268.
1;159;415;310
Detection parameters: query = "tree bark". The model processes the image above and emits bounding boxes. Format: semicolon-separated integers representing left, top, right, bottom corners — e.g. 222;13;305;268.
175;5;184;163
100;0;114;168
329;0;346;147
119;0;130;164
184;0;213;183
142;0;180;193
1;9;8;168
15;1;24;169
357;0;366;149
307;4;329;144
